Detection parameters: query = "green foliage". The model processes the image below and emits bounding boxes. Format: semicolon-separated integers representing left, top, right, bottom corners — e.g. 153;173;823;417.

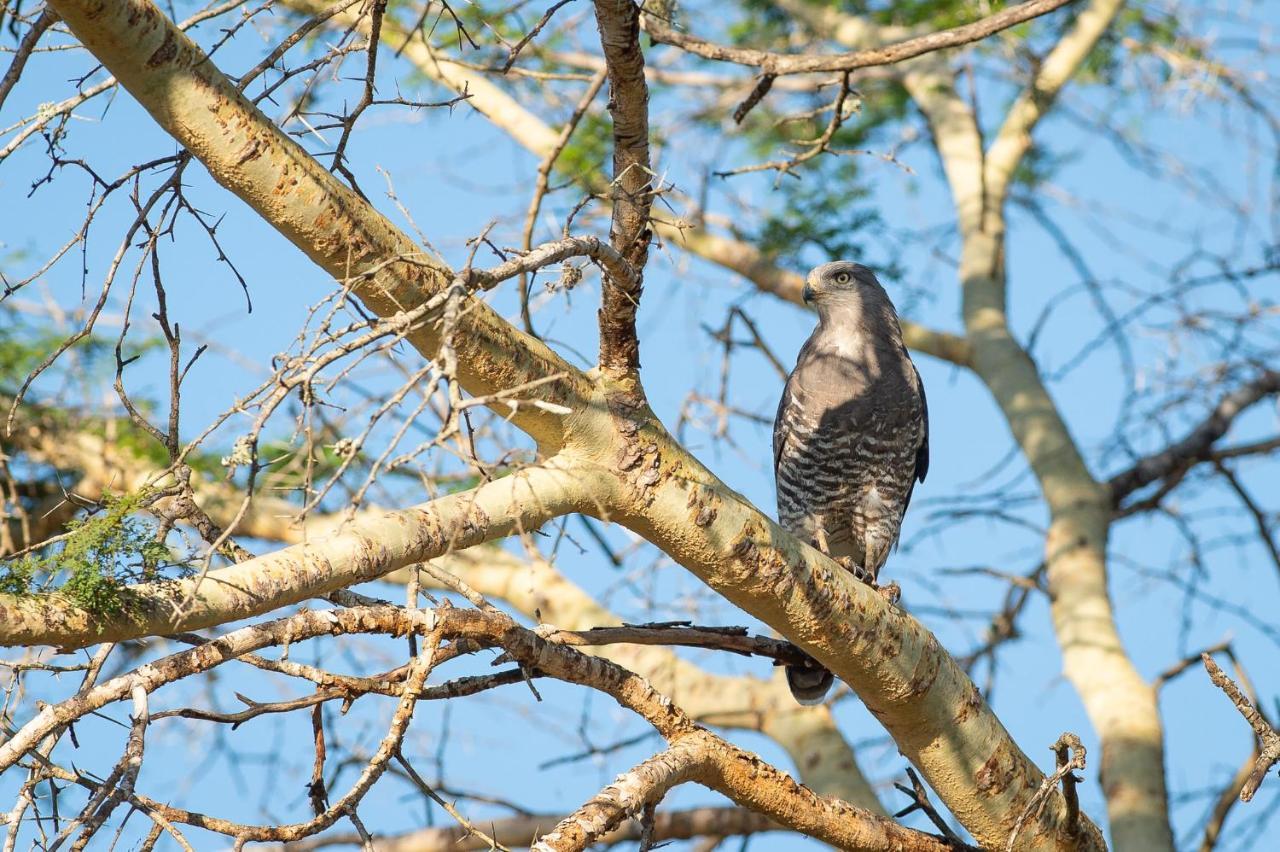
737;79;912;268
739;0;987;33
0;304;164;395
0;312;64;392
0;559;35;597
557;112;614;187
757;175;882;264
0;491;179;616
1073;7;1186;86
1010;145;1077;193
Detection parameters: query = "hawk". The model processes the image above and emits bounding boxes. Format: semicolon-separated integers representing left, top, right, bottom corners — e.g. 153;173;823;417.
773;261;929;705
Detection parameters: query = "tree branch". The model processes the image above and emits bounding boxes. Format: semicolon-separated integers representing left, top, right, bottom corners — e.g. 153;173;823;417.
1108;370;1280;504
593;0;653;379
0;461;591;646
279;806;778;851
539;622;811;667
530;739;704;852
643;0;1077;77
1201;653;1280;803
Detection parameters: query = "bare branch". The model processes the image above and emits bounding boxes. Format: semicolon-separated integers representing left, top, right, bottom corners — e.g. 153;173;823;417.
1202;653;1280;803
278;807;778;851
535;621;812;668
1108;371;1280;504
643;0;1077;77
0;8;59;111
593;0;653;378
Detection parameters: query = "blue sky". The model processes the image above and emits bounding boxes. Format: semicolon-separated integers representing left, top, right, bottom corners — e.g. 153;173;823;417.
3;2;1280;849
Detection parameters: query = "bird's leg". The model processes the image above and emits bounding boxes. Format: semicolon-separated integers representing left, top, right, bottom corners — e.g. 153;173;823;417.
814;525;902;605
860;539;902;606
831;554;899;604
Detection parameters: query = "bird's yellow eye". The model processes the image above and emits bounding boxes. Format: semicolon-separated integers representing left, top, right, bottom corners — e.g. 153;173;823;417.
835;272;851;285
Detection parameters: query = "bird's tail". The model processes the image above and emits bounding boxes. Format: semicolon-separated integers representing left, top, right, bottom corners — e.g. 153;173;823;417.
785;661;834;706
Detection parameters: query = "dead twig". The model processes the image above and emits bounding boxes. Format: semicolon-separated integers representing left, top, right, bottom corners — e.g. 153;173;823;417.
1202;653;1280;802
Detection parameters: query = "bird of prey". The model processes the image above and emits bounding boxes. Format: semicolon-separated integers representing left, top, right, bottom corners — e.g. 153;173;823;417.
773;261;929;705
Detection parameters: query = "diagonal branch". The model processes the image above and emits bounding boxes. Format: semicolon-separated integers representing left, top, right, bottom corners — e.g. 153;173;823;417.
643;0;1077;77
984;0;1126;204
1108;370;1280;504
1202;653;1280;804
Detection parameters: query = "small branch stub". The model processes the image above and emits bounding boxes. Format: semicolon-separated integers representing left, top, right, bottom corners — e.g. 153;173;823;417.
1005;732;1086;852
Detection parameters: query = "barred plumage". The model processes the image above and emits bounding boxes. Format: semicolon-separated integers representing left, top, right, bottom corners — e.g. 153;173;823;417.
773;262;928;705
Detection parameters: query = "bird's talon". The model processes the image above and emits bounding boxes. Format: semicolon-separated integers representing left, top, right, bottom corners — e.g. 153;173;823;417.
834;556;873;583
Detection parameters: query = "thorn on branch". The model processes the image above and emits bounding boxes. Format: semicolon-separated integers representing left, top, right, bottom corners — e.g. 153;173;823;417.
1202;652;1280;802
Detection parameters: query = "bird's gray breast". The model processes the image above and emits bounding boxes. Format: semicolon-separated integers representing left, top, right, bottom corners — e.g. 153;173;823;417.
774;340;923;545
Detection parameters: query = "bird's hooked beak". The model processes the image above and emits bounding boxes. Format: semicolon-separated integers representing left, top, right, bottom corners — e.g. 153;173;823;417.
802;272;816;305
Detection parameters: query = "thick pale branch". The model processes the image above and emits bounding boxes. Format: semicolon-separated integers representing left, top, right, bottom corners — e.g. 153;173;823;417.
0;462;592;646
644;0;1076;76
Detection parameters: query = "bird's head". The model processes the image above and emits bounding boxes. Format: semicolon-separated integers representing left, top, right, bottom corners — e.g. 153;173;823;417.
803;261;892;308
801;261;902;339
